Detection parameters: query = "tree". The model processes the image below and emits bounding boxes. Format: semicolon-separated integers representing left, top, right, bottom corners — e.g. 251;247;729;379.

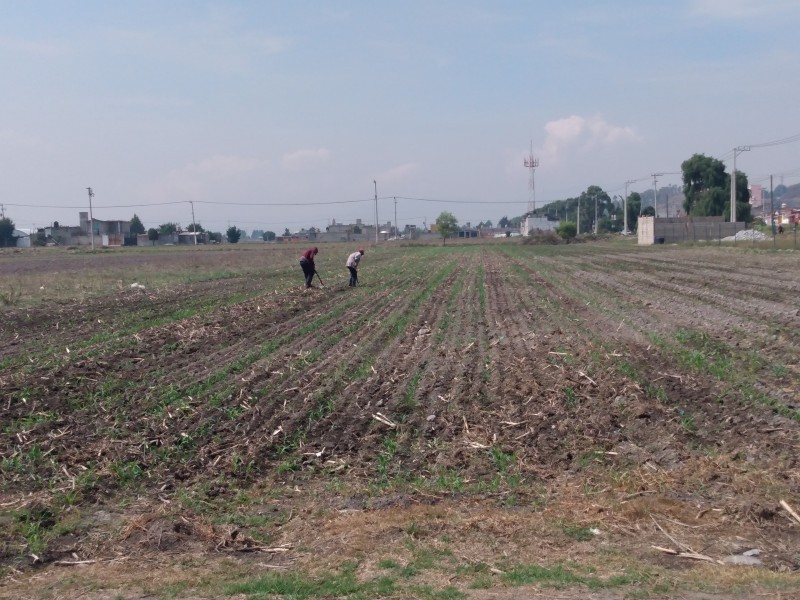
627;192;642;232
729;170;753;222
283;228;291;236
209;232;222;243
263;231;276;242
556;221;577;240
578;186;613;233
0;217;15;247
226;226;242;244
498;216;510;228
435;212;458;245
682;154;729;217
147;228;159;245
251;229;264;240
186;222;205;233
129;214;145;235
159;222;179;235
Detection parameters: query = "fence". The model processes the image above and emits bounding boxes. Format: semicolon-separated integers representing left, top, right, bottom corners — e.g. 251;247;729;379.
638;216;798;247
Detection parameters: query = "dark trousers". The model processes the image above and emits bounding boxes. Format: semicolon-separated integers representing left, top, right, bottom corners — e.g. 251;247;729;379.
300;259;314;287
348;266;358;287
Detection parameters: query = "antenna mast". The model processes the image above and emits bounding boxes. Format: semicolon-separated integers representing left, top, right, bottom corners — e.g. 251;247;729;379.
523;141;539;215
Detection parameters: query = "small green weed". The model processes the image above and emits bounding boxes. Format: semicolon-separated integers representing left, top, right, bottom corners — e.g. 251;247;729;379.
558;520;594;541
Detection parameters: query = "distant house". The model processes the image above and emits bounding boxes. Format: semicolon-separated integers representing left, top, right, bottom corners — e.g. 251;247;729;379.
44;212;133;246
457;222;479;238
316;218;395;243
13;229;33;248
522;215;559;236
178;231;208;244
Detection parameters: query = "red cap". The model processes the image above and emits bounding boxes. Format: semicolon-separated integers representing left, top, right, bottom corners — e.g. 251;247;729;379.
313;247;319;254
358;248;365;254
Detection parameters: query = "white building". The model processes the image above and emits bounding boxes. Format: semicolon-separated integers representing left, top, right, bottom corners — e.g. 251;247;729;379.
522;215;560;236
13;228;34;248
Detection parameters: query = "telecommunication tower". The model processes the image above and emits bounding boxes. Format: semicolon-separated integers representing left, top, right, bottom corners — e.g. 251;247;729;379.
523;142;539;214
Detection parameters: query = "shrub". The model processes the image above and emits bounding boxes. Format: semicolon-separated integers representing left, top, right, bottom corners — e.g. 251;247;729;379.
556;221;577;240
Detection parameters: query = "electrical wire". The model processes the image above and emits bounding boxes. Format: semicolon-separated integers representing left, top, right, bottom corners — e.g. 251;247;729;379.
747;132;800;149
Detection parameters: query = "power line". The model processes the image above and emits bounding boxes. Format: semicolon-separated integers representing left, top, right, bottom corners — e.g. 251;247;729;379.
747;132;800;149
4;195;529;211
395;196;527;205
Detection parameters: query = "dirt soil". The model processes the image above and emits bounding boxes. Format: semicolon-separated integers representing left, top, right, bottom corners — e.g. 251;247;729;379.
1;242;799;599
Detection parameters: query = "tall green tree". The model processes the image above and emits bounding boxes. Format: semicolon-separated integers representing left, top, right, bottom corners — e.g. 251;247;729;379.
627;192;641;232
186;222;205;233
729;171;753;222
0;217;16;247
263;231;276;242
147;228;159;245
435;212;458;245
578;186;612;233
159;222;179;235
129;214;145;235
681;154;728;217
226;226;242;244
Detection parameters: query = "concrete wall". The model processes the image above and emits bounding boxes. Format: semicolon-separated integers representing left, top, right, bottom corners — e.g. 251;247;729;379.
523;216;560;236
638;216;745;245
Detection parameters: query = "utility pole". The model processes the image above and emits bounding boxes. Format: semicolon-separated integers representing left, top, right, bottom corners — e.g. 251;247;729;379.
0;203;5;219
651;174;660;218
730;146;751;223
624;180;636;234
86;187;95;250
190;201;197;245
373;180;379;245
770;175;775;246
394;196;398;239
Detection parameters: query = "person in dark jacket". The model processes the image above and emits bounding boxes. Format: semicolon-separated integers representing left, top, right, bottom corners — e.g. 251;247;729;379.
299;247;318;288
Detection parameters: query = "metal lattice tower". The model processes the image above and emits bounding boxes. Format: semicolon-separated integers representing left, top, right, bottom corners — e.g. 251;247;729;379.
523;141;539;214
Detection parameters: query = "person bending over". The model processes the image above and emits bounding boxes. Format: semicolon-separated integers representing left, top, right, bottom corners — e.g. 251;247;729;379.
346;248;364;287
299;247;319;288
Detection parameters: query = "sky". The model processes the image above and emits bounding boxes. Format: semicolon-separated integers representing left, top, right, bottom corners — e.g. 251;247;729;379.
2;0;799;234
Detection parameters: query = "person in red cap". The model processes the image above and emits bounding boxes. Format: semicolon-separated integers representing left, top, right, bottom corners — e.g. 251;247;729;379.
346;248;365;287
299;247;319;288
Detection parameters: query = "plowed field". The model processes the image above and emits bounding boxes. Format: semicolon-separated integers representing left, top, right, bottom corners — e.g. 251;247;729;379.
1;241;799;599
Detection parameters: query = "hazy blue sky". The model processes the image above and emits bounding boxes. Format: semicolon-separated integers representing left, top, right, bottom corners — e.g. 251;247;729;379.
2;0;799;234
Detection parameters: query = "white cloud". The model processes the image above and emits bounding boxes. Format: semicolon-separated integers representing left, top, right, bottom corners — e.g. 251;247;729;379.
280;148;331;170
104;19;290;74
0;130;57;153
189;155;262;177
145;155;265;200
0;35;64;57
540;115;640;165
690;0;798;18
108;95;193;109
377;162;420;182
